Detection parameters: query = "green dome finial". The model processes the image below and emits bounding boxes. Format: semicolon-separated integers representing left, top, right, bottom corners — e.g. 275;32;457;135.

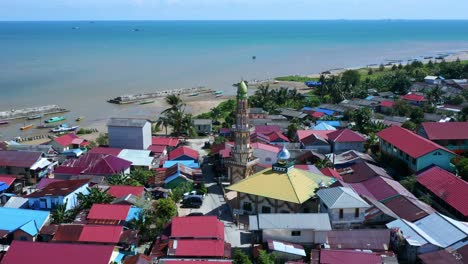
237;81;248;99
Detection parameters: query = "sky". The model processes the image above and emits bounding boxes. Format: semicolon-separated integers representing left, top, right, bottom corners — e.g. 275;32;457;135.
1;0;468;21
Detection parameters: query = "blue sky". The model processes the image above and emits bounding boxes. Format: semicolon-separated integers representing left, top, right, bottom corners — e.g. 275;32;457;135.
1;0;467;21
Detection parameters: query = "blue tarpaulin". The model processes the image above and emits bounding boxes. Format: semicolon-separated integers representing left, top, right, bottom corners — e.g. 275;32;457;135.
316;120;342;128
314;108;335;116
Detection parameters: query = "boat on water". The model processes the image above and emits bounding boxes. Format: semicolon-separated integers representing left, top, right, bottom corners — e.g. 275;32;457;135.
0;120;8;125
214;91;223;95
51;124;79;133
45;116;66;123
139;100;154;105
76;116;85;122
20;124;34;130
27;114;42;120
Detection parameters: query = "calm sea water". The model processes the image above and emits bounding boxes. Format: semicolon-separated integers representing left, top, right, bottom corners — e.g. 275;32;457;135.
1;20;468;138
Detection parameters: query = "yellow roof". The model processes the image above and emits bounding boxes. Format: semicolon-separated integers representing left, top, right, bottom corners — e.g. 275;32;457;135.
226;167;335;204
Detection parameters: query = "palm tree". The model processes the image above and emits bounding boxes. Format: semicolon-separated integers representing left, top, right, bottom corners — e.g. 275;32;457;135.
76;187;114;209
427;85;443;106
51;201;71;224
156;115;170;135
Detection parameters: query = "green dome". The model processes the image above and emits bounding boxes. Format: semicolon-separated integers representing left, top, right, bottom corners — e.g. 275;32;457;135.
237;81;248;99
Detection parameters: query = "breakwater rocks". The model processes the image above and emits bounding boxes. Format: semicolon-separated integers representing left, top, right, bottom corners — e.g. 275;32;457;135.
0;105;69;120
107;87;212;104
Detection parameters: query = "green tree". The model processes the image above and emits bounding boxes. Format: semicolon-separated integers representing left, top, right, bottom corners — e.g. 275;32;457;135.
402;120;417;131
455;157;468;181
170;182;193;203
391;64;398;71
155;198;178;230
233;249;252;264
257;250;276;264
410;108;425;124
287;118;301;141
390;71;411;94
156;115;171;135
50;201;75;224
426;85;443;105
368;68;374;75
341;69;361;88
400;175;417;192
379;64;385;71
76;187;114;209
95;133;109;146
351;108;372;134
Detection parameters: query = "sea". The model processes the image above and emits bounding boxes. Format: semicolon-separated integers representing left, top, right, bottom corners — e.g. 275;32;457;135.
1;20;468;139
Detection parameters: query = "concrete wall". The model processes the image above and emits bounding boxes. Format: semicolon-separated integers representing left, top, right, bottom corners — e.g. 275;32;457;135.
195;124;212;134
332;142;364;154
108;122;151;150
319;200;366;229
262;229;327;244
253;149;278;165
304;144;331;154
28;183;89;211
64;183;90;210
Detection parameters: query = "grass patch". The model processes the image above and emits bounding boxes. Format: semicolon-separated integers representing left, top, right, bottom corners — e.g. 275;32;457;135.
275;75;319;82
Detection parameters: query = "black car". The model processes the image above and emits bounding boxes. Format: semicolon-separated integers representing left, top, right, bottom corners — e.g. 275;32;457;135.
182;197;203;208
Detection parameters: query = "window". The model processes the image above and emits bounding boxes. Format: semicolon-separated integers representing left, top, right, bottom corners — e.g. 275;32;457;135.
339;209;344;219
261;206;271;214
242;202;253;212
355;208;359;218
291;231;301;236
412;158;416;165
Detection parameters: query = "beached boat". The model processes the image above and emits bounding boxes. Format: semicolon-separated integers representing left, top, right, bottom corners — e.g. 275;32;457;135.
190;93;199;97
51;124;79;133
36;124;55;129
139;100;154;105
0;120;8;125
20;124;34;130
214;91;223;95
76;116;84;122
215;94;223;98
27;114;42;120
45;116;66;123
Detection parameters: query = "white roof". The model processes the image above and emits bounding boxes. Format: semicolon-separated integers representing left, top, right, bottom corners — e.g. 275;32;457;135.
270;240;306;256
30;158;52;170
317;187;370;209
3;197;29;208
424;76;443;80
249;213;331;231
118;149;153;167
386;218;442;247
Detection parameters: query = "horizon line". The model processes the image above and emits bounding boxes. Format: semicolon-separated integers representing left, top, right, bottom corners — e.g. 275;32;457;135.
1;18;468;22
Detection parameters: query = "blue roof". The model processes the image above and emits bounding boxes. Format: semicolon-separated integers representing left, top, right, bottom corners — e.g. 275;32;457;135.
0;207;49;236
312;122;337;131
365;95;374;100
0;182;9;192
126;207;142;222
314;108;335;116
301;107;313;111
316;121;341;128
163;160;200;169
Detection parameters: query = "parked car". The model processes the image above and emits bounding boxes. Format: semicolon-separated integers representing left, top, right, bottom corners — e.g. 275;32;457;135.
183;190;205;200
182;196;203;208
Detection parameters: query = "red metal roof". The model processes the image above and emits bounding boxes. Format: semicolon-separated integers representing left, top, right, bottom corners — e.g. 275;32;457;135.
265;131;290;142
152;137;180;147
107;185;145;198
25;179;89;198
376;126;454;158
310;111;325;118
251;142;281;153
380;100;395;107
52;224;84;242
401;93;425;102
255;125;281;134
54;133;87;147
163;261;232;264
297;130;335;142
340;162;391;183
359;176;413;201
79;225;123;243
88;147;123;156
320;249;382;264
0;175;16;186
0;150;42;168
320;168;342;179
88;204;131;221
419;247;468;264
326;230;390;251
168;146;199;160
421;122;468;140
55;153;132;176
147;145;167;154
417;166;468;217
382;195;434;222
171;216;224;240
2;240;114;264
327;129;365;143
170;239;226;257
123;254;152;264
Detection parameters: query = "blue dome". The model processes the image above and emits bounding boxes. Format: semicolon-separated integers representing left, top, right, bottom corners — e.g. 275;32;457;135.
277;146;291;162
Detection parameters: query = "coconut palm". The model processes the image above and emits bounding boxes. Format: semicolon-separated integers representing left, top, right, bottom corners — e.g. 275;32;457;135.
76;187;114;209
156;115;171;135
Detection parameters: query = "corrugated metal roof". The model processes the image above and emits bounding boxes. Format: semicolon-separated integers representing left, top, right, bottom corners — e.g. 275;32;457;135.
87;204;131;221
382;195;434;222
25;179;89;198
107;185;145;198
327;129;365;143
118;149;153;167
108;118;149;128
170;239;226;257
386;218;442;247
0;150;42;168
171;216;224;240
326;229;390;251
2;197;29;209
268;240;306;256
421;122;468;140
319;249;383;264
415;213;468;248
168;146;199;161
249;213;331;231
317;187;370;209
79;225;123;243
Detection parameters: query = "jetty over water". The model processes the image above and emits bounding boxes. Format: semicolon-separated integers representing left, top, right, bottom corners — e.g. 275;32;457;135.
107;86;212;104
0;105;69;120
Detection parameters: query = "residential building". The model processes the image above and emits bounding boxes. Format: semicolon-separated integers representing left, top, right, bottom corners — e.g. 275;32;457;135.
54;153;132;177
227;148;335;214
318;249;394;264
51;133;89;153
417;166;468;221
248;213;331;244
317;187;370;229
381;195;435;222
418;122;468;154
193;119;212;135
108;118;151;150
266;240;306;263
162;163;203;189
336;162;391;183
377;126;456;172
325;229;391;252
151;137;180;150
401;93;426;106
52;224;124;244
4;142;56;157
0;150;53;183
0;174;21;195
379;100;395;114
296;130;334;153
104;185;145;199
251;142;281;165
327;129;365;153
424;75;444;85
327;150;376;168
168;146;199;162
1;240;115;264
418;245;468;264
277;108;308;120
25;179;90;211
87;204;134;225
0;207;50;242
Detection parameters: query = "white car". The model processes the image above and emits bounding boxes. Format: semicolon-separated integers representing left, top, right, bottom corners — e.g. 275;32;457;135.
183;190;205;200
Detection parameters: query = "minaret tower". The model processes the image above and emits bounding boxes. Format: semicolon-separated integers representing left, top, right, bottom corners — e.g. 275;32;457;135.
227;81;259;183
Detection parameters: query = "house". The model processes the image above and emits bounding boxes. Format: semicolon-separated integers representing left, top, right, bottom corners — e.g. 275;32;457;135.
151;137;180;150
377;126;456;172
277;108;307;120
1;240;115;264
88;147;123;156
327;150;376;168
87;204;133;225
193;119;212;135
417;166;468;221
263;131;290;145
311;122;337;131
313;107;336;116
123;254;152;264
248;213;331;244
251;142;281;165
386;213;468;263
117;149;154;169
2;196;29;209
0;174;21;194
25;179;90;211
104;185;145;199
0;150;53;182
54;153;132;177
163;163;203;189
336;162;391;183
296;130;334;153
163;216;231;259
108;118;152;150
424;75;444;85
327;129;365;153
381;194;435;222
379;100;395;114
266;240;306;262
318;249;393;264
418;122;468;154
0;207;50;242
316;187;370;229
227;148;335;214
52;224;124;244
418;245;468;264
51;133;89;153
324;229;390;252
5;142;56;157
401;93;426;106
168;146;199;162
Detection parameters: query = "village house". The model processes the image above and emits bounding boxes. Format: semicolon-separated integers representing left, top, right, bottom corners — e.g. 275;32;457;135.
227;148;335;214
108;118;152;150
52;224;124;244
168;146;199;162
401;93;426;106
266;240;306;263
25;179;90;211
317;187;371;229
379;100;395;114
418;245;468;264
0;207;50;243
317;249;395;264
417;166;468;221
327;150;376;168
51;133;89;153
90;147;154;169
296;130;333;154
151;136;180;150
248;213;331;244
87;203;137;225
0;150;53;183
424;75;444;85
377;126;456;172
324;229;391;252
418;122;468;155
3;141;56;157
327;128;365;153
251;142;281;165
193;118;212;135
103;185;146;199
0;174;21;195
